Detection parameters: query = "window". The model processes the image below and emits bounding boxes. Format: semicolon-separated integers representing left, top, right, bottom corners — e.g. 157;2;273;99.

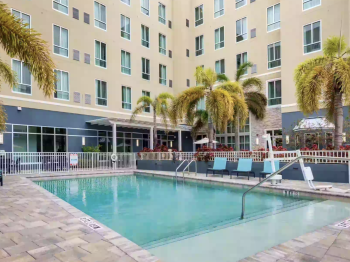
215;27;224;49
236;52;248;74
267;80;281;106
303;0;321;10
305;133;319;148
304;21;321;54
215;59;225;74
121;50;131;75
240;135;250;150
122;86;131;110
159;3;166;24
159;64;167;85
239;117;250;133
159;34;166;55
141;0;150;16
267;4;280;32
96;80;107;106
53;0;68;15
195;5;203;27
142;58;150;80
94;1;106;30
236;17;247;42
187;79;190;87
121;15;131;40
186;49;190;57
54;70;69;100
197;97;205;110
53;25;68;57
12;10;30;29
214;0;224;18
196;65;204;86
266;130;283;148
95;40;107;68
186;19;189;27
236;0;246;9
142;91;150;113
195;35;204;56
121;0;130;5
268;42;281;69
141;25;150;48
12;60;31;95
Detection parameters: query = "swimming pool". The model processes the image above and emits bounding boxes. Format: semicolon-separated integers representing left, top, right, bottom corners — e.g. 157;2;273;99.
35;174;350;262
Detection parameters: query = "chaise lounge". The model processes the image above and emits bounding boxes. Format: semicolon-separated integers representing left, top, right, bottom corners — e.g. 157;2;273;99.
231;158;255;180
206;157;229;177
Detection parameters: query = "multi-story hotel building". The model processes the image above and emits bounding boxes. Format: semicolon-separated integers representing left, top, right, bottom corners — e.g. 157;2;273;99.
0;0;348;153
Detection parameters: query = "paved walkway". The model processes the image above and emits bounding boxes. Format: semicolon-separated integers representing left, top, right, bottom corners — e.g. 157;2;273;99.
0;175;159;262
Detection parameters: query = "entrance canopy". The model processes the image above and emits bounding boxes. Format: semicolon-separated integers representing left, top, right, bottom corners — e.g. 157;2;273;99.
194;138;219;144
293;117;335;132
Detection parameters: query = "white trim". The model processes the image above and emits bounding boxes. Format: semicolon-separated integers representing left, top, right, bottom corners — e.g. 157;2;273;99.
141;24;150;48
303;20;322;55
235;0;247;10
120;0;131;6
302;0;321;11
11;59;32;96
94;39;107;69
52;24;69;58
267;41;281;70
240;70;281;81
281;103;298;108
54;69;70;101
140;0;150;17
158;2;166;25
194;4;204;27
141;57;151;81
94;1;107;31
266;3;281;33
195;35;204;56
121;49;132;75
121;14;131;41
11;9;32;29
95;79;108;107
236;17;248;43
122;86;132;110
214;26;225;50
142;90;151;113
159;33;167;56
266;78;282;108
213;0;224;19
236;51;248;76
52;0;69;16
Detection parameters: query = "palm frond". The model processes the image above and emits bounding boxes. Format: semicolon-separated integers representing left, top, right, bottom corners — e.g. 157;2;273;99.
334;59;350;107
158;92;174;101
324;36;347;58
191;112;208;139
130;104;149;121
294;56;328;84
230;93;249;128
217;74;229;83
245;91;267;120
217;81;244;97
242;77;263;91
236;62;253;82
136;96;153;105
0;58;16;87
195;67;217;89
0;2;56;96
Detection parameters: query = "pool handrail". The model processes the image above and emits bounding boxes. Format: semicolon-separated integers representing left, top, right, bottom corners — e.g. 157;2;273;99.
176;160;188;178
241;155;350;220
182;160;197;177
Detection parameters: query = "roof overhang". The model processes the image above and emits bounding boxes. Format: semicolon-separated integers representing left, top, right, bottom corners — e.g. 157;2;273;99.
293;117;335;131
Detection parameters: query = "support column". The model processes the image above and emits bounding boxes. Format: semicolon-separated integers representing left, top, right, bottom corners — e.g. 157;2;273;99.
150;127;154;149
113;123;117;154
178;130;182;151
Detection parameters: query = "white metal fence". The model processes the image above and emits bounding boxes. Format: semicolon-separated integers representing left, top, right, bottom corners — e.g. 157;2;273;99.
139;150;350;164
0;152;136;175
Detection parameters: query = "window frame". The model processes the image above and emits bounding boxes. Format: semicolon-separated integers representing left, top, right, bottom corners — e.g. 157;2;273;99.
11;9;31;29
235;0;247;9
236;52;248;75
54;69;70;101
121;50;131;75
142;90;151;113
53;24;69;58
122;86;132;110
214;0;224;18
141;24;150;48
142;57;150;81
303;20;322;55
121;14;131;40
159;33;167;55
214;26;225;50
195;35;204;56
53;0;69;15
95;40;107;69
236;17;248;43
303;0;321;11
159;64;167;86
95;79;108;107
11;59;32;96
94;1;107;31
195;5;204;27
267;41;281;69
215;59;225;75
121;0;131;6
158;2;166;25
141;0;150;16
267;3;280;33
266;79;282;107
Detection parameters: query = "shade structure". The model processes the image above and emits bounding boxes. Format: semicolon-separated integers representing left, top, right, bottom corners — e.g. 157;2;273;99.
293;117;335;131
194;138;219;144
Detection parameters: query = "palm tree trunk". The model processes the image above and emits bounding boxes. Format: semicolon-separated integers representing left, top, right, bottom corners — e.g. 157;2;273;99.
208;116;214;149
153;110;157;149
334;91;344;149
235;118;240;151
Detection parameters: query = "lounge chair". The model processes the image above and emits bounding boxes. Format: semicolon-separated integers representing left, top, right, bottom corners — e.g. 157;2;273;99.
206;157;229;177
231;159;255;180
260;160;281;182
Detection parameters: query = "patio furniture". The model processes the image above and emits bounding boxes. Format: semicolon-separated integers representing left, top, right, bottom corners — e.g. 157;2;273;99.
259;160;281;182
231;159;255;180
206;157;229;177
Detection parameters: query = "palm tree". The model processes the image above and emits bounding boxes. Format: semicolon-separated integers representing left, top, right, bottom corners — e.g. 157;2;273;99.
295;36;350;148
0;2;56;131
170;67;248;148
131;92;174;149
232;62;267;150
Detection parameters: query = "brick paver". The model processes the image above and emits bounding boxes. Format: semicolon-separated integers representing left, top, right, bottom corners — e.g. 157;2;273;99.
0;176;159;262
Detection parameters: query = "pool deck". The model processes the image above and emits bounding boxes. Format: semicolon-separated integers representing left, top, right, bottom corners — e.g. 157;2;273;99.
2;171;350;262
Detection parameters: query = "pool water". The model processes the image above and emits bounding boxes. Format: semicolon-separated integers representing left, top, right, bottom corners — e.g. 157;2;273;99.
36;175;321;247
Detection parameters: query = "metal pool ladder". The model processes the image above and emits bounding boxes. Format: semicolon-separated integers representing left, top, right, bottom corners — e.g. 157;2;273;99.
240;155;350;220
182;160;197;178
175;160;188;178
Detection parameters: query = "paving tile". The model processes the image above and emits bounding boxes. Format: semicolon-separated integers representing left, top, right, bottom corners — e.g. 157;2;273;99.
54;247;89;262
80;233;103;244
55;230;86;240
56;238;88;251
107;246;125;257
338;231;350;242
321;254;350;262
61;224;86;232
0;250;9;259
33;236;65;247
116;255;138;262
298;244;328;259
4;242;39;256
80;240;113;254
27;244;64;260
283;252;320;262
327;246;350;260
81;251;119;262
0;239;15;250
0;253;35;262
314;235;337;249
34;257;61;262
333;240;350;251
0;225;25;234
